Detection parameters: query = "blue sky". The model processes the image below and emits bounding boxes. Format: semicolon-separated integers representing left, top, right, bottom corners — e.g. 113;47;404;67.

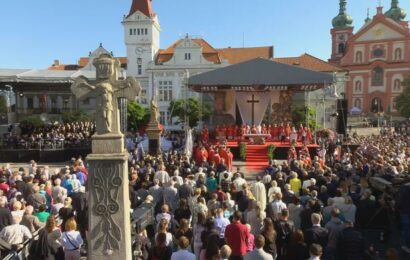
0;0;409;69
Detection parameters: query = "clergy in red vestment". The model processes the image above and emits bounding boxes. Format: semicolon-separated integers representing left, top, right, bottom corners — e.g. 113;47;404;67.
208;147;215;163
213;148;221;165
227;125;235;140
226;148;234;172
262;124;268;134
298;124;304;142
234;125;240;140
306;127;312;144
285;123;291;138
219;147;229;169
273;123;279;141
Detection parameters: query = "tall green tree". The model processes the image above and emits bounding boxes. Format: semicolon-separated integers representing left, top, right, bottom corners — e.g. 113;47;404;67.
127;101;150;130
292;106;320;129
395;77;410;118
168;98;211;128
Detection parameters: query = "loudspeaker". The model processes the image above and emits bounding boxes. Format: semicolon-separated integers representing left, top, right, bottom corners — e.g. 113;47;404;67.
336;99;348;135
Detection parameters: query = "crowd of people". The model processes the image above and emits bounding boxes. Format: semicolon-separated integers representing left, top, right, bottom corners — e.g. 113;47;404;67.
0;123;408;260
2;122;95;149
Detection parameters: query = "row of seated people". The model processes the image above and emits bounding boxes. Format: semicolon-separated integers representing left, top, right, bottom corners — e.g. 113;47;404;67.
200;123;314;144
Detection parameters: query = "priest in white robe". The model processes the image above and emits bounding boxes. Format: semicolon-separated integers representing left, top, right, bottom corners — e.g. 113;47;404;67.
251;176;267;211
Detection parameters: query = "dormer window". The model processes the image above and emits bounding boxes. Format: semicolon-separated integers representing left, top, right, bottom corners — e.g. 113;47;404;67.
185;53;191;60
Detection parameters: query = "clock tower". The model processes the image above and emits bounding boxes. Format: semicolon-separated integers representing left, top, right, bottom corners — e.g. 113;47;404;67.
329;0;354;65
122;0;160;79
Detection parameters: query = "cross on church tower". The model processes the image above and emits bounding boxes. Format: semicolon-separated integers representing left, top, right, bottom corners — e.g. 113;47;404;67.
247;94;260;126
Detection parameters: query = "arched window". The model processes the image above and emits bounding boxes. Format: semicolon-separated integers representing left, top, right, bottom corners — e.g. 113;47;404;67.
355;51;363;63
371;97;383;113
394;48;402;61
372;66;383;86
338;43;345;54
394;79;401;91
355;81;362;92
354;99;362;109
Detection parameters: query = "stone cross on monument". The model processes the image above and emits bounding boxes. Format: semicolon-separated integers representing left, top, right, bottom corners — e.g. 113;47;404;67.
71;53;141;260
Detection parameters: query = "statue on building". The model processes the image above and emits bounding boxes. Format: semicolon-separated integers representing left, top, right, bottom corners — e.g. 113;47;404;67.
150;96;160;124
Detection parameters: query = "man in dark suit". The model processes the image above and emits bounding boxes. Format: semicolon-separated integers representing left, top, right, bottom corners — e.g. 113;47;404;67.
336;221;365;260
0;197;12;232
304;213;328;249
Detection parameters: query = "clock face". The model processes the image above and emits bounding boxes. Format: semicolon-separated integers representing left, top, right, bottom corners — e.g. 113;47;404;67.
135;47;143;54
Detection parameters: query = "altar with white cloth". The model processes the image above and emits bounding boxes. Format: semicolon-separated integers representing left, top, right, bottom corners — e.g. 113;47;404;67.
243;134;271;145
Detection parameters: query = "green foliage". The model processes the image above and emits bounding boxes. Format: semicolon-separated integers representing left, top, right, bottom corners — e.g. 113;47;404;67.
239;142;247;161
168;98;212;128
395;77;410;117
19;116;45;128
127;101;150;130
0;96;7;113
267;144;276;160
62;111;93;123
292;106;320;129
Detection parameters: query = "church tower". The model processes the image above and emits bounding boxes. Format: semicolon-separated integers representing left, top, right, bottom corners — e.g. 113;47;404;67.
122;0;160;78
329;0;354;65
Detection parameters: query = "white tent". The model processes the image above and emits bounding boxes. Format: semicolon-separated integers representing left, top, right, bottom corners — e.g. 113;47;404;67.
350;107;362;114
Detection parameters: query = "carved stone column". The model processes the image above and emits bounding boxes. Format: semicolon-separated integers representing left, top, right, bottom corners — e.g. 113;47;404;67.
86;148;131;260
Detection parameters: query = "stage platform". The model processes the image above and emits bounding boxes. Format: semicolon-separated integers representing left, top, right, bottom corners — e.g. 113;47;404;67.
211;140;320;173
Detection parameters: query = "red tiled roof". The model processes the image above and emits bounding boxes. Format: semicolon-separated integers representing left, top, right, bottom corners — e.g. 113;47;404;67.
156;38;273;65
273;53;342;72
218;46;273;64
127;0;154;18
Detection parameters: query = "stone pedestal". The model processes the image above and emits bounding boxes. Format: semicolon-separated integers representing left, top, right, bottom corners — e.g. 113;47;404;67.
146;121;161;156
86;136;131;260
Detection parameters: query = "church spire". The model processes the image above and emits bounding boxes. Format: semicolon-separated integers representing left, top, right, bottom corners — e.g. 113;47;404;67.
128;0;154;18
365;8;371;23
332;0;353;29
385;0;407;21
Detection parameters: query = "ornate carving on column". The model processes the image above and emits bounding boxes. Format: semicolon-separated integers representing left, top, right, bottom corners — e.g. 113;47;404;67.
89;162;122;254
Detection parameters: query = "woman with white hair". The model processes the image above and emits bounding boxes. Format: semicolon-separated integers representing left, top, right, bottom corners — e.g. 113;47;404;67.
268;180;281;203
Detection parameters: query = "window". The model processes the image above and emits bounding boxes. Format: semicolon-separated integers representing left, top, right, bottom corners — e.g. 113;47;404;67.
129;28;133;35
393;79;401;91
145;28;148;35
371;97;383;113
394;48;402;60
355;51;363;63
373;48;384;58
372;66;383;86
158;81;173;101
354;81;362;92
140;89;147;104
82;98;90;105
338;43;345;54
138;65;142;75
27;97;33;109
185;53;191;60
354;98;362;109
159;111;166;125
137;28;140;35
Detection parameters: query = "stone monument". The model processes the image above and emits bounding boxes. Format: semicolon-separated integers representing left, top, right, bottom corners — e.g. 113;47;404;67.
71;53;141;260
146;95;162;155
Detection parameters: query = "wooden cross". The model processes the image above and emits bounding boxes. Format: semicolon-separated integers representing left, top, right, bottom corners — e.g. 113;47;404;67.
247;94;260;126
